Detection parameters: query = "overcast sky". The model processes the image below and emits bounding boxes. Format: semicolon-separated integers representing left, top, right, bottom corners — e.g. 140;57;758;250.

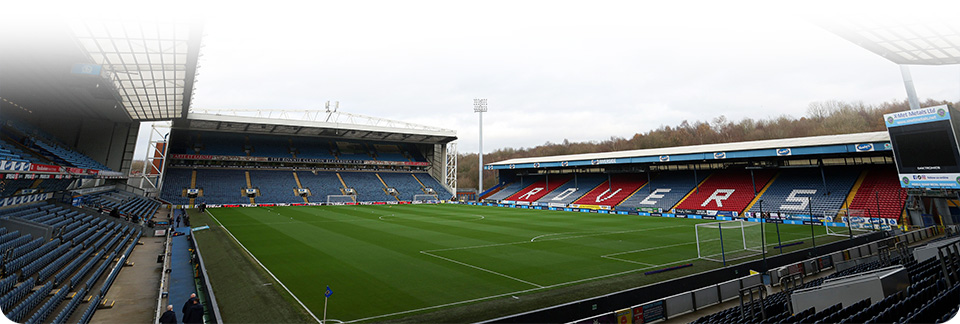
108;1;960;155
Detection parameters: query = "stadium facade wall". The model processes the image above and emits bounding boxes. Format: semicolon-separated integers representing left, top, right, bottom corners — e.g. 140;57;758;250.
487;231;889;323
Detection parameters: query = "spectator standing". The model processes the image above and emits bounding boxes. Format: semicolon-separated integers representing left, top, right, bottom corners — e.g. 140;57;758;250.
183;298;204;324
159;305;177;324
181;293;196;318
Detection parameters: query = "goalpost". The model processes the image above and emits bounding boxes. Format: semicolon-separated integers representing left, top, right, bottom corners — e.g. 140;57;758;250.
326;195;356;204
824;208;877;237
412;194;439;203
696;220;763;262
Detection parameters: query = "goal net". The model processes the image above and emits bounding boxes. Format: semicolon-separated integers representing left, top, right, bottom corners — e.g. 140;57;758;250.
413;194;439;203
326;195;356;204
696;220;763;262
824;209;877;237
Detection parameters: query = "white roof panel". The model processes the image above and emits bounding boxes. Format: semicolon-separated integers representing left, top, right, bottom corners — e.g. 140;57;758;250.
490;131;890;165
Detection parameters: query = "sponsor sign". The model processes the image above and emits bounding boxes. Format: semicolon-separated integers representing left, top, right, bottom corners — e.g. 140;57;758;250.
713;152;726;159
641;301;665;323
899;173;960;189
169;154;430;166
0;193;53;208
29;163;62;173
776;148;792;156
884;105;951;127
659;155;670;162
616;308;632;324
637;207;662;213
855;143;874;152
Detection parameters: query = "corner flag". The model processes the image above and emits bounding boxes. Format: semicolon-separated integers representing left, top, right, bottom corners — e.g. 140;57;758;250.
325;286;333;298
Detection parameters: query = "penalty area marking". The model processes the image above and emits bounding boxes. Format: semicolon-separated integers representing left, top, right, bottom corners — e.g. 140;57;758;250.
206;210;323;323
345;256;703;323
378;214;484;221
530;232;603;242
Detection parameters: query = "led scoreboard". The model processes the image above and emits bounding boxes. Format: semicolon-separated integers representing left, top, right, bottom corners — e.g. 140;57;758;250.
885;104;960;188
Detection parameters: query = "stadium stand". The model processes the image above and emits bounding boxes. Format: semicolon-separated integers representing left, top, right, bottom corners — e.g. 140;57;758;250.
290;137;336;159
745;167;860;217
534;174;608;205
249;134;293;158
194;131;243;156
617;171;712;211
675;169;776;213
0;179;34;197
0;201;141;324
373;144;410;162
689;246;960;324
849;167;908;219
194;169;249;205
249;170;301;204
413;172;453;198
296;171;349;201
159;168;193;205
1;119;111;171
504;175;572;203
339;171;395;202
379;172;429;201
37;179;74;192
0;138;32;163
572;173;647;206
485;175;546;201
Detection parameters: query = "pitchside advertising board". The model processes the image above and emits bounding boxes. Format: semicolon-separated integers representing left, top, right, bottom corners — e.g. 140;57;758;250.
885;105;960;188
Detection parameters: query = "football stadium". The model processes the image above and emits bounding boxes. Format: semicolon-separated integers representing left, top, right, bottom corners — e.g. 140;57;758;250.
4;8;960;324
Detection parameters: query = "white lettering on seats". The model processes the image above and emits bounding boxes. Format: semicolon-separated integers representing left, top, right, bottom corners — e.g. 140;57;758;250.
701;189;735;207
518;187;544;200
780;189;817;210
552;188;578;200
595;188;623;203
639;189;672;205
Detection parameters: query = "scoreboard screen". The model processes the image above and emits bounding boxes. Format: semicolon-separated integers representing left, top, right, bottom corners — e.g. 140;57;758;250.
885;105;960;188
888;120;960;173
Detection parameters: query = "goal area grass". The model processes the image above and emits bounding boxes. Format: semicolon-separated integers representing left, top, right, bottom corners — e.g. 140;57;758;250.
188;204;849;323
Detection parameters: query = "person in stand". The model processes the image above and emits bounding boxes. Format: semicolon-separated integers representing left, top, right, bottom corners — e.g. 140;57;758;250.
181;293;196;317
110;207;120;219
182;298;204;324
175;215;181;228
159;305;177;324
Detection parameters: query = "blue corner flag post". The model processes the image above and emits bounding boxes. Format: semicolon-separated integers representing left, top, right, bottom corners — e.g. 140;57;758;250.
323;286;332;323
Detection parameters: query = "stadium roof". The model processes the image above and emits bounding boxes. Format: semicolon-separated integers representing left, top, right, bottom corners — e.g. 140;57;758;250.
487;131;891;170
0;20;202;122
178;109;457;144
822;19;960;65
72;20;203;121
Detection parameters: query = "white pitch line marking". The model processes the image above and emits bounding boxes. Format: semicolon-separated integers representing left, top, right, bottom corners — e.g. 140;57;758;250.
530;231;599;242
424;224;690;253
206;210;323;323
419;250;544;288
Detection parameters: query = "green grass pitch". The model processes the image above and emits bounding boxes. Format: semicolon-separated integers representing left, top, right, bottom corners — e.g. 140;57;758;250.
201;204;845;322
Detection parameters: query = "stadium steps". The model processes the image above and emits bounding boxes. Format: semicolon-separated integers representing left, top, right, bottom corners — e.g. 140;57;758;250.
292;172;309;203
336;173;348;192
742;170;781;212
189;170;198;206
375;173;400;201
29;178;42;189
671;173;715;211
411;174;426;192
613;181;649;208
244;171;255;204
840;169;868;212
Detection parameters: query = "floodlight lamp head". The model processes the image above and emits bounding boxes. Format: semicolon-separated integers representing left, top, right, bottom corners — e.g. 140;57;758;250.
473;98;488;112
